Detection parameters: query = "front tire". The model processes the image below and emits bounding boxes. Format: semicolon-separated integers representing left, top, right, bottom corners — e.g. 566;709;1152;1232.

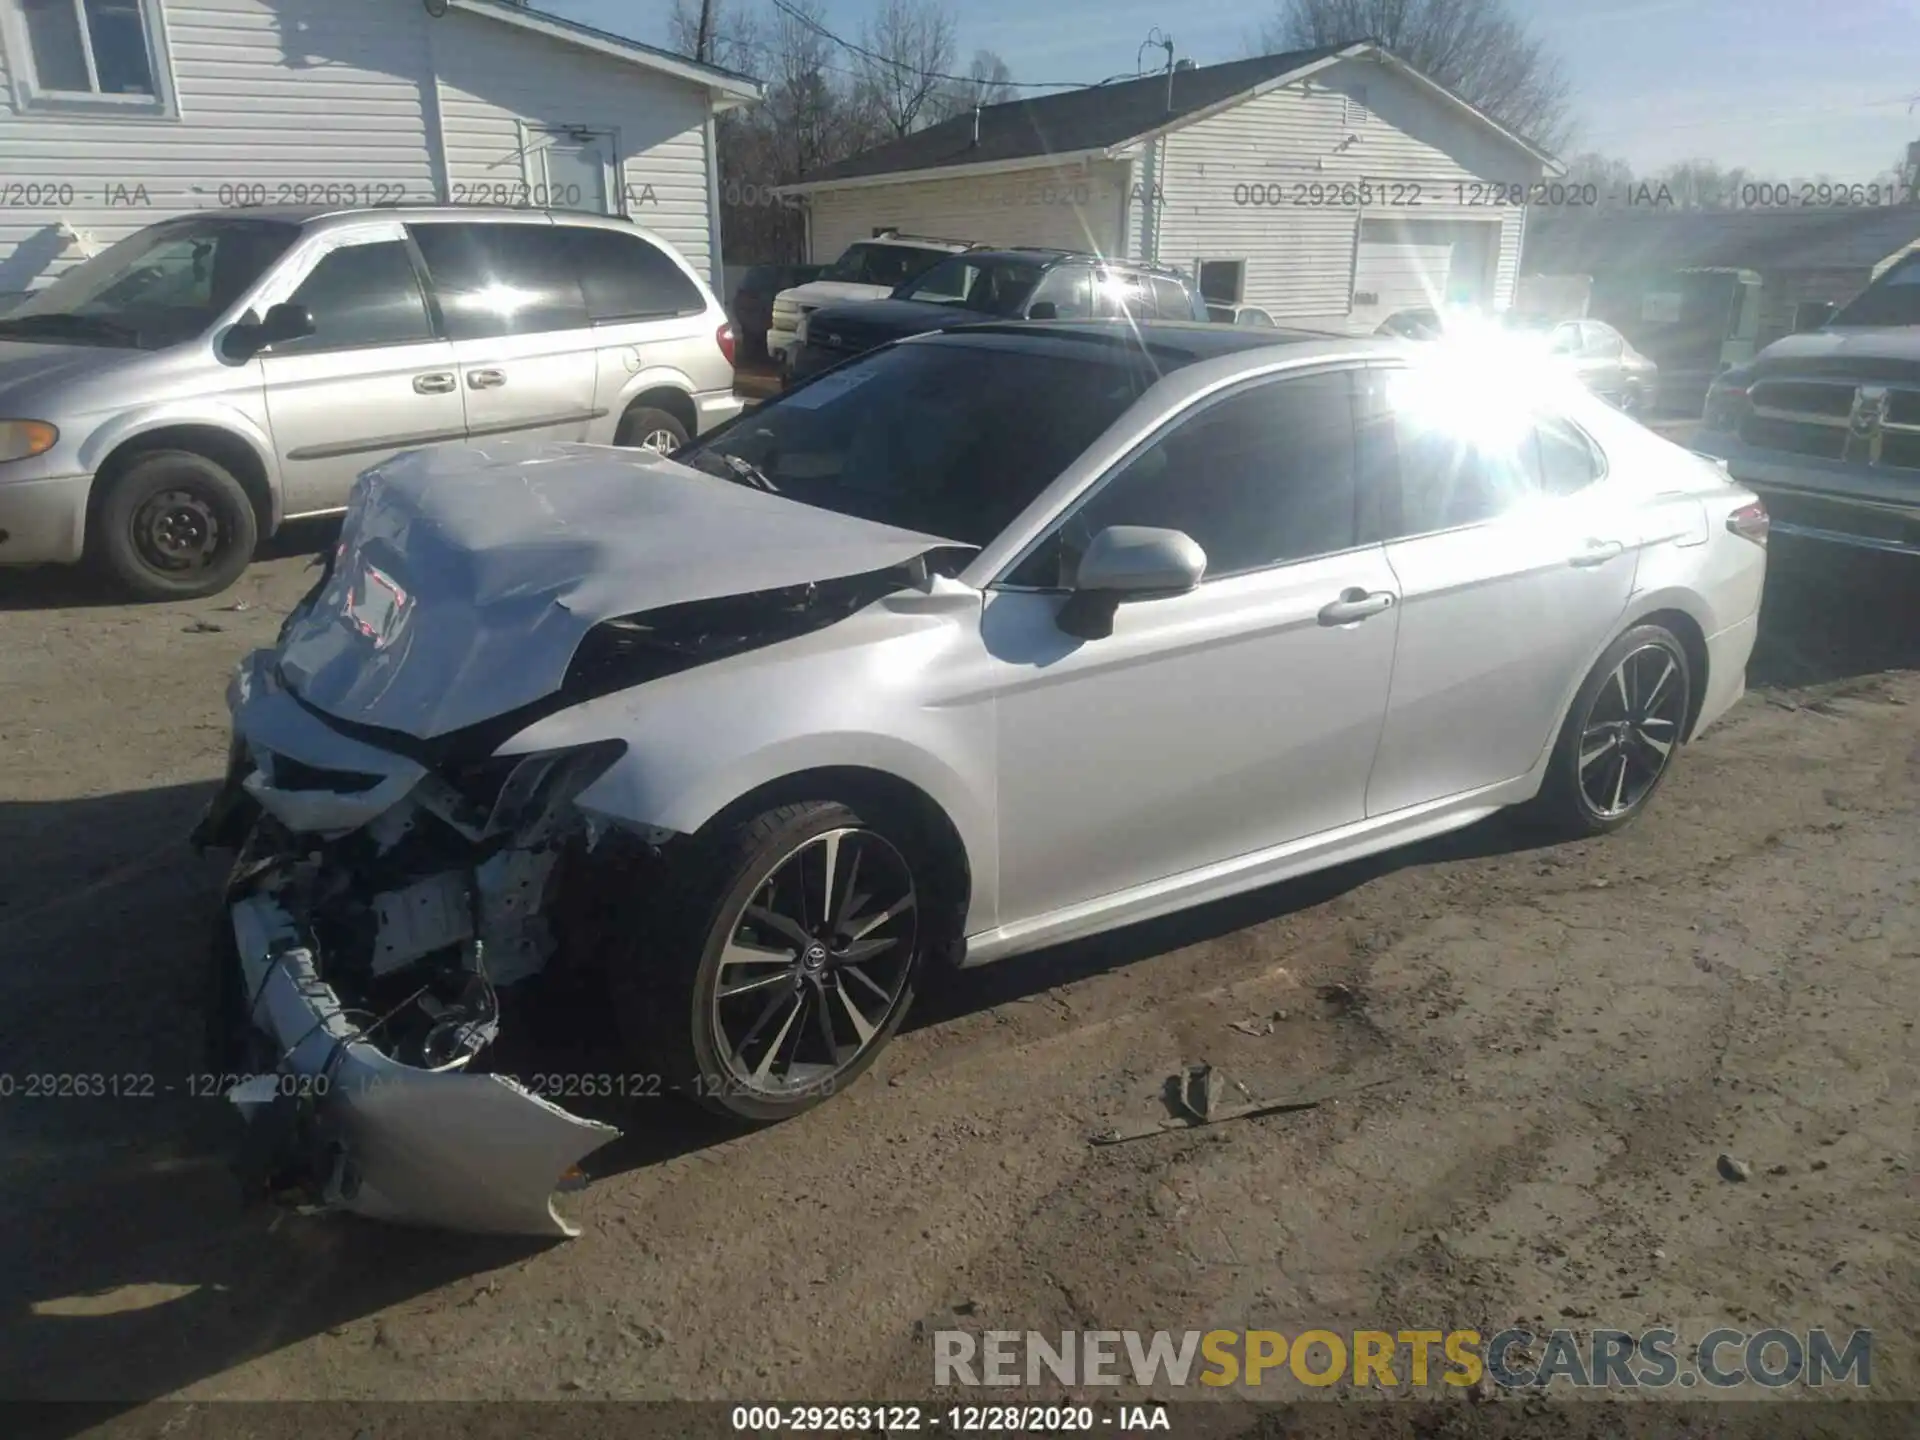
1528;624;1692;838
616;800;931;1123
93;449;258;601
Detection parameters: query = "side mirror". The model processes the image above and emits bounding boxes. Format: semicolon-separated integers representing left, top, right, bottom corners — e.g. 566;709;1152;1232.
223;301;315;361
1026;300;1058;320
260;302;316;345
1793;300;1836;334
1056;525;1206;640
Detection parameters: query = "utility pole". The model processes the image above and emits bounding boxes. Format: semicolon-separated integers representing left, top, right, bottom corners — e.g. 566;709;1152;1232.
695;0;715;63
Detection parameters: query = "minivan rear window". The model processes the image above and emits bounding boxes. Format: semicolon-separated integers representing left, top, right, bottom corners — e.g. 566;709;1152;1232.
560;226;707;322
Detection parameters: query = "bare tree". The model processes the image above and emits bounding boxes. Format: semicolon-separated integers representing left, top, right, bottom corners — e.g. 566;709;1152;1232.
929;49;1016;122
1261;0;1572;152
856;0;958;140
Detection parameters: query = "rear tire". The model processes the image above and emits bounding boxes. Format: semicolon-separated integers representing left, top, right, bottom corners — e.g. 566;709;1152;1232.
613;799;935;1123
1526;624;1692;838
615;406;689;457
93;449;258;601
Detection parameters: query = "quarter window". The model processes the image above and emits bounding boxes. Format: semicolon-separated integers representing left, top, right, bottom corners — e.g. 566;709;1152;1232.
271;241;435;356
1013;371;1361;586
560;226;707;322
1148;275;1197;320
408;223;591;340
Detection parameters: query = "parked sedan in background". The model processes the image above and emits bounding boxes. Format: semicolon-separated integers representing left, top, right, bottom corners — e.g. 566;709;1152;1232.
197;319;1767;1237
1207;302;1278;327
1378;307;1660;414
729;262;823;359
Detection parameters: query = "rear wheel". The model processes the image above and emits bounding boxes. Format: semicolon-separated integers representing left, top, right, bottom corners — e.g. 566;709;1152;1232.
615;800;932;1123
93;449;258;601
1527;624;1692;837
615;406;689;457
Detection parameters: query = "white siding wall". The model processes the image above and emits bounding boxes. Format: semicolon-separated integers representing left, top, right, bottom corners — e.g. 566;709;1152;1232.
0;0;435;291
804;159;1130;261
0;0;720;293
429;9;715;278
1155;56;1541;331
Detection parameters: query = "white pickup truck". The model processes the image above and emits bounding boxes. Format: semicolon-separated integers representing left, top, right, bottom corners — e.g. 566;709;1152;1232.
765;232;970;368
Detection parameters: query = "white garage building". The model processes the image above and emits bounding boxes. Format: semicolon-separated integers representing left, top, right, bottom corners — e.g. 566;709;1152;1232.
780;42;1560;333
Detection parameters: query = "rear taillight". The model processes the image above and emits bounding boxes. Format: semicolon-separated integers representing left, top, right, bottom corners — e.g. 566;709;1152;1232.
716;322;736;366
1727;501;1769;546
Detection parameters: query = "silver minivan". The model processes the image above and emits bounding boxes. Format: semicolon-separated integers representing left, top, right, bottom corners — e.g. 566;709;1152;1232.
0;207;742;598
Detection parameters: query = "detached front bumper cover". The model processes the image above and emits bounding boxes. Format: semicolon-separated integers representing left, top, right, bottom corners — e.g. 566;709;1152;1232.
226;890;618;1239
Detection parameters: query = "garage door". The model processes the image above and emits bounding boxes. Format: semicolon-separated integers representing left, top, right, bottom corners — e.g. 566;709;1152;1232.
1350;219;1497;328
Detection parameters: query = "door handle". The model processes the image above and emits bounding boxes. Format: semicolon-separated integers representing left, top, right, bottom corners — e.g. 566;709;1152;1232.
1318;588;1397;626
1568;539;1626;568
413;372;455;394
467;369;508;390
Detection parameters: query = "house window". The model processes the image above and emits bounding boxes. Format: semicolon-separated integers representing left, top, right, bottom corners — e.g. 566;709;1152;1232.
1197;259;1245;304
4;0;174;114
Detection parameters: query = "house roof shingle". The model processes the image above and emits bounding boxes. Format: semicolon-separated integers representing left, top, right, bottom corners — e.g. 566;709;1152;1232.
791;45;1352;187
1522;206;1920;277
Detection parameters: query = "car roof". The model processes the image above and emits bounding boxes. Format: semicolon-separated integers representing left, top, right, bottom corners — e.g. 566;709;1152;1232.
944;248;1197;280
916;318;1361;365
170;205;669;229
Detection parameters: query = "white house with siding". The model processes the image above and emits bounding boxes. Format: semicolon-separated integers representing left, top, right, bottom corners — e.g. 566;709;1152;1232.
0;0;758;297
779;43;1560;334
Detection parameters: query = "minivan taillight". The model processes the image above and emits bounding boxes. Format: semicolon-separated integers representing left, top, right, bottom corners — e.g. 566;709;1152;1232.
716;322;736;366
1727;501;1769;546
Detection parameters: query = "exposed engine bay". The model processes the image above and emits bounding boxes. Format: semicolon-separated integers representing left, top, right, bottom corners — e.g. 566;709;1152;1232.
201;562;930;1237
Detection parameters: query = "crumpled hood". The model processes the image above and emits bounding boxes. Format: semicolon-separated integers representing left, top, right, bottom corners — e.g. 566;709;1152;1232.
275;440;963;741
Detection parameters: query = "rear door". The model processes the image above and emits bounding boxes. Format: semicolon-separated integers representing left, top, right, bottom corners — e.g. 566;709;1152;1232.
406;220;600;444
257;219;465;515
557;224;716;443
1362;367;1636;816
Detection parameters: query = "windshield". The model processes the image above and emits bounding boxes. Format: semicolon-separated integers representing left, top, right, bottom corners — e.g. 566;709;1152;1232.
894;256;1045;315
822;243;950;288
1830;257;1920;328
0;217;300;349
675;340;1160;544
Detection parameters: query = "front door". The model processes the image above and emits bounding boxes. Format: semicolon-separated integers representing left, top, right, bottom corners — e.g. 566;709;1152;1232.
985;367;1402;926
258;221;466;515
1362;367;1638;815
406;221;601;445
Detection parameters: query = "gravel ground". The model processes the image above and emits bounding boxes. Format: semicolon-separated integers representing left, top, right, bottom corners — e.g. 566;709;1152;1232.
0;527;1914;1430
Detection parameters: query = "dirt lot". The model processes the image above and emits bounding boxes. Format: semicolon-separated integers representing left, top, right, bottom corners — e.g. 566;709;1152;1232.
0;526;1915;1428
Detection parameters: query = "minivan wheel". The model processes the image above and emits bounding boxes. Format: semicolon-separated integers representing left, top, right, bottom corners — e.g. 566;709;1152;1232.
617;800;928;1123
615;406;689;457
94;449;258;601
1528;624;1692;838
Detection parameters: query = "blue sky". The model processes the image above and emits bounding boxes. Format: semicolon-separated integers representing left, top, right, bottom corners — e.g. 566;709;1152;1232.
546;0;1918;178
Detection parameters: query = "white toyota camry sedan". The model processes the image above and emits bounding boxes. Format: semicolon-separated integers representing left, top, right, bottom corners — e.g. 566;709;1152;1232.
197;319;1768;1235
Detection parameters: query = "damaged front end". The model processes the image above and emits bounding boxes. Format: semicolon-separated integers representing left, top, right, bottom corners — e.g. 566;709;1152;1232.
200;652;629;1238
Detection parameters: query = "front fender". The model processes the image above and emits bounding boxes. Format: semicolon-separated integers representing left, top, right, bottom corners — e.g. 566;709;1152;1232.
496;622;1001;930
78;403;282;522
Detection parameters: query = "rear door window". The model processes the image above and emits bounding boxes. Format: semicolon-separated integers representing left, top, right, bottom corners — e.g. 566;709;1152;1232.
408;222;591;339
560;226;707;322
1026;265;1094;318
